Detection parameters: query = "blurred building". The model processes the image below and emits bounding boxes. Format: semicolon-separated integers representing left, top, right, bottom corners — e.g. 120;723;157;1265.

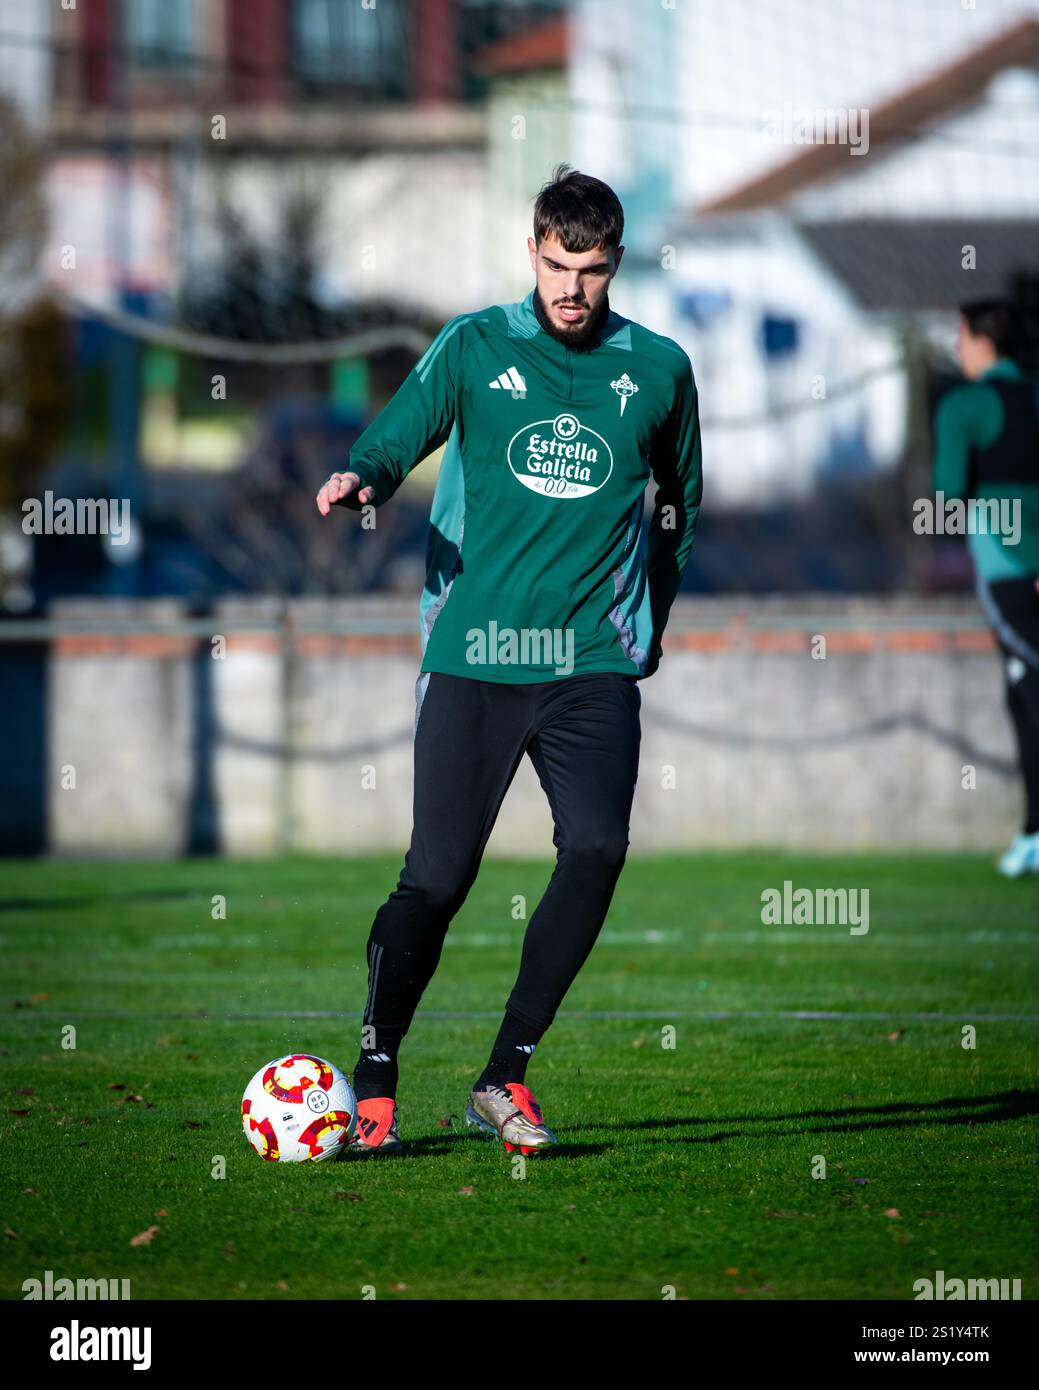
22;0;567;318
569;1;1039;510
0;1;574;605
2;1;1039;854
1;0;1037;603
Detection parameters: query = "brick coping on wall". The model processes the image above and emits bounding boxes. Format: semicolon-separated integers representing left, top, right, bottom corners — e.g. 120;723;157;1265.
0;624;997;658
0;598;996;657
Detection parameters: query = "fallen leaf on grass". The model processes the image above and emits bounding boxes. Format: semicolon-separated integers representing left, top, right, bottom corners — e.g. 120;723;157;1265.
390;1282;410;1292
883;1208;901;1219
130;1226;159;1247
722;1267;739;1276
332;1191;363;1202
458;1186;475;1197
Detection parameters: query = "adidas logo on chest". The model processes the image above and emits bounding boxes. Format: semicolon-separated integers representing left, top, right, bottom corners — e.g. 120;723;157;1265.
488;364;527;393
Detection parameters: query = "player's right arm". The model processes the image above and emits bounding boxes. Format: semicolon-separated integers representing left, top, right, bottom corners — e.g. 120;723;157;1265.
316;314;471;516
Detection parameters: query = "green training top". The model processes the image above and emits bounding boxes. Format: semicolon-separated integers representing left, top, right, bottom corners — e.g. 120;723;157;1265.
336;287;703;682
932;358;1039;582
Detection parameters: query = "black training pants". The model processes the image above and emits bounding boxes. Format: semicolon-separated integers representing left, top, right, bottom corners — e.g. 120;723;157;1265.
978;575;1039;834
365;670;642;1035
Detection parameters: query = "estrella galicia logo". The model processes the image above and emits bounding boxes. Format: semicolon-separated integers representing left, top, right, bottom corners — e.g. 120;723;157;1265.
507;412;613;499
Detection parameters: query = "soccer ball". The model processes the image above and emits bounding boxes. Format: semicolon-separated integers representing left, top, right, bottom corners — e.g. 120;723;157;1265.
242;1054;357;1162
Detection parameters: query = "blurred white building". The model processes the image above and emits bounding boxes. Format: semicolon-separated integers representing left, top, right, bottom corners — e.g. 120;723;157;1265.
4;0;1038;504
570;0;1039;507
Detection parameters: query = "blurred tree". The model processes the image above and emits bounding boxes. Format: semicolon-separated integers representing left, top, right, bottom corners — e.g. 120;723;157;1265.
175;185;435;599
181;187;348;344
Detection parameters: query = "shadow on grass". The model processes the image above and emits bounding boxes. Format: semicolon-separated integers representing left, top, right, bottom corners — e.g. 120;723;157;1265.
605;1087;1038;1140
349;1133;611;1160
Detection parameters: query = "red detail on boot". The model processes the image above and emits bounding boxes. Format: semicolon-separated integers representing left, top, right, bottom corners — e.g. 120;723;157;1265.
505;1082;543;1125
355;1096;395;1147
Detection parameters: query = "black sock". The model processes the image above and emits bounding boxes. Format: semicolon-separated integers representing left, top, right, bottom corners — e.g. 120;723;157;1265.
352;934;445;1101
352;1032;403;1102
475;1008;546;1090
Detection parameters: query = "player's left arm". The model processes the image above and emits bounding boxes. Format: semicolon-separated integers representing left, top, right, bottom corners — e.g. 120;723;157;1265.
644;351;703;677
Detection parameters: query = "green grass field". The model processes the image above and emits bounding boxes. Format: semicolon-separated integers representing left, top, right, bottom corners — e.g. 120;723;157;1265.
1;853;1037;1301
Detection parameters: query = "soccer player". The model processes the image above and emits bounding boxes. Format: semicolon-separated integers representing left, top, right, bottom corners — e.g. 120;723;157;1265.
933;300;1039;876
317;165;703;1153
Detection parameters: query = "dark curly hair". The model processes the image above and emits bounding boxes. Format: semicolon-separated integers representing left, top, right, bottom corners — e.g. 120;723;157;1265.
533;164;624;253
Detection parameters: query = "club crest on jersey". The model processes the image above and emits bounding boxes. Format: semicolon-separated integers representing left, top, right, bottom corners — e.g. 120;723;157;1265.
507;412;614;499
610;372;639;415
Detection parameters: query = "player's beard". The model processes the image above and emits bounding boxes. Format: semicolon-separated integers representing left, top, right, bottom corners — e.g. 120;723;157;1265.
533;285;610;352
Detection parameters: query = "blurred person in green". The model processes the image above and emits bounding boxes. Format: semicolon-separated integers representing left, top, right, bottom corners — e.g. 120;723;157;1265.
933;301;1039;876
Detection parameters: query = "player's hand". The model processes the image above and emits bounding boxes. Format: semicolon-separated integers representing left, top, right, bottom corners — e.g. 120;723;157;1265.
639;646;661;680
316;471;375;515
